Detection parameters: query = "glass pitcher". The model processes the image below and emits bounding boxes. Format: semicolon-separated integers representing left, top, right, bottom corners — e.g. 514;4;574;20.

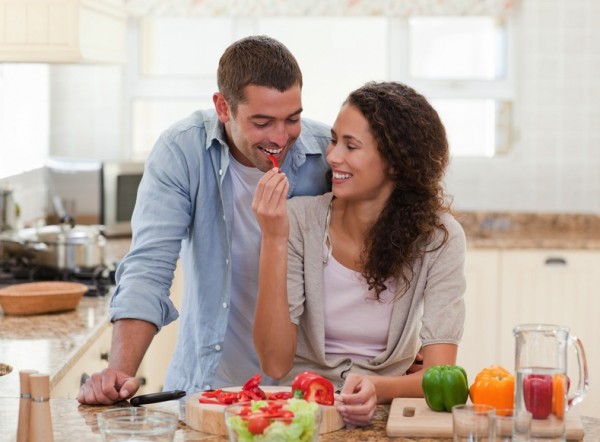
513;324;589;441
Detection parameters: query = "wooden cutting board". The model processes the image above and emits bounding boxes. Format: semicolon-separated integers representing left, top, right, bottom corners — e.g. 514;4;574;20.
185;386;344;436
386;398;584;440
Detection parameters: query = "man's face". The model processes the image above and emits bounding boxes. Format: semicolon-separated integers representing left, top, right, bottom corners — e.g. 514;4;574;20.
214;85;303;172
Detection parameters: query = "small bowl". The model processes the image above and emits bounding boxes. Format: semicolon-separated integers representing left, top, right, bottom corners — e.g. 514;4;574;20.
97;407;178;441
224;399;322;442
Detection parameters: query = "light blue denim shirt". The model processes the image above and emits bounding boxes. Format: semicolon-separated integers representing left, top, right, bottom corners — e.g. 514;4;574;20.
109;109;331;395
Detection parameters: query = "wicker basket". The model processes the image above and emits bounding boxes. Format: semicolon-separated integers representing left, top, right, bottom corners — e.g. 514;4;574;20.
0;281;87;316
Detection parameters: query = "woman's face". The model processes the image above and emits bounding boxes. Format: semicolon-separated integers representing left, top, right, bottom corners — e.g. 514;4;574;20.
326;103;395;203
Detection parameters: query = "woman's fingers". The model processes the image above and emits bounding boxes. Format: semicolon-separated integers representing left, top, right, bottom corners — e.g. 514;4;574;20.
253;169;288;213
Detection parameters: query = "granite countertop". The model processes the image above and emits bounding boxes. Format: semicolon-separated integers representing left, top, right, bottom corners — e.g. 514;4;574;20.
0;296;112;398
458;212;600;249
0;398;598;442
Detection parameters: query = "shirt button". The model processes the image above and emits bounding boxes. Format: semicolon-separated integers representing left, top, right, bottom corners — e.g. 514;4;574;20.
215;344;222;351
222;302;228;309
204;384;211;390
219;169;223;176
225;259;229;265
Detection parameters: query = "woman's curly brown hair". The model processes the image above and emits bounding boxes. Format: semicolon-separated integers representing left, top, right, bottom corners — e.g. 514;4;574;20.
345;81;451;298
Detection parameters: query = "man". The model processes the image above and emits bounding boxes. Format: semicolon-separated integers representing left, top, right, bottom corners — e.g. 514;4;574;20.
77;35;331;404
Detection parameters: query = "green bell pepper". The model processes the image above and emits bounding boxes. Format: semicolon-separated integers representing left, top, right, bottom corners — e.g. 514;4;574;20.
422;365;469;412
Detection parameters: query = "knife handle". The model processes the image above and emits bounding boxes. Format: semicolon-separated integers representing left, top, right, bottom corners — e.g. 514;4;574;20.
130;390;186;407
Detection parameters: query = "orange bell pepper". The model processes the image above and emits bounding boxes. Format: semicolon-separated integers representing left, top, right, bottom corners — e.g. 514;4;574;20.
552;374;568;419
469;365;515;416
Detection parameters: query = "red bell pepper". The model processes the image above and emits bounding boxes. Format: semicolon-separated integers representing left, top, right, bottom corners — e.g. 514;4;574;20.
267;391;293;400
242;373;267;400
291;371;334;406
267;153;279;169
523;374;553;419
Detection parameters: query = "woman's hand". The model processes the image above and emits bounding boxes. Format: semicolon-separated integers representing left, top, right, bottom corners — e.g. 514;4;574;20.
252;168;289;240
335;373;377;427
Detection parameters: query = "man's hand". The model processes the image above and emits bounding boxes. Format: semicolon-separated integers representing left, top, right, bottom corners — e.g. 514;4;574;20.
77;367;141;405
406;351;424;374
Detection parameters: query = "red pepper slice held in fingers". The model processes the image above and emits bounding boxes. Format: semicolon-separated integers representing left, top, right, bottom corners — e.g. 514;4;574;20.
267;153;278;169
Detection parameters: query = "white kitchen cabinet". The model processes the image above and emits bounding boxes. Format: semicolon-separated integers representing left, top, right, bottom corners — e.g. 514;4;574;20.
458;249;501;382
0;0;126;63
51;324;112;399
136;261;183;395
498;249;600;418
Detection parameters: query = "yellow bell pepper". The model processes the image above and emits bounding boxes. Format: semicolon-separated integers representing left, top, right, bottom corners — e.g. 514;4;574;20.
469;365;515;415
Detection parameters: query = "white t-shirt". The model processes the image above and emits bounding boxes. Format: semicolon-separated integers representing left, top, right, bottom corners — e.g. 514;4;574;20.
212;153;277;387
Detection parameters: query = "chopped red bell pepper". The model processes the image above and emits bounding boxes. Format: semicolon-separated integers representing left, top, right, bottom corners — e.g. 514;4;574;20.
242;373;267;400
201;389;222;398
198;374;280;406
268;391;293;400
217;391;239;404
523;374;553;419
198;398;223;405
291;371;334;406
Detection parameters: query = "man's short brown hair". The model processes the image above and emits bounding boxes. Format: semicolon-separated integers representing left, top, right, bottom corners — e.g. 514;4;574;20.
217;35;303;113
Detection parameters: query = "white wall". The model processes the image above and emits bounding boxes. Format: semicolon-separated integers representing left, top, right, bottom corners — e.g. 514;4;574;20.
49;64;125;161
446;0;600;213
45;0;600;214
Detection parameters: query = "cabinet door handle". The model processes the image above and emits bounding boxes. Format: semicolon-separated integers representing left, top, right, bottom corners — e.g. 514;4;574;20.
100;352;109;361
137;377;147;386
545;257;567;266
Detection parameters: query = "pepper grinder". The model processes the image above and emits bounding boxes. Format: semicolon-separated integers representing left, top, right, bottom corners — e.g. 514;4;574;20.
29;373;54;442
17;369;38;442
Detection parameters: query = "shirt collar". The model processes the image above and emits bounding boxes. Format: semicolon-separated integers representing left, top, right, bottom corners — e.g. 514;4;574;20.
207;113;228;150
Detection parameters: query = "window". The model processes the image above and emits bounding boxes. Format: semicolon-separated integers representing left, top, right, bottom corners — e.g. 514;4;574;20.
127;17;231;158
405;17;514;157
127;15;514;159
258;17;388;124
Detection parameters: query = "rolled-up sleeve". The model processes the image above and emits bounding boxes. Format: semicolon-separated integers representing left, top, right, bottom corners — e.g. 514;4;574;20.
109;133;192;330
420;214;467;346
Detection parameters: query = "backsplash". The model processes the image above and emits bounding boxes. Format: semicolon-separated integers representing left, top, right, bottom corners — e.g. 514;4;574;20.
446;0;600;213
0;168;47;226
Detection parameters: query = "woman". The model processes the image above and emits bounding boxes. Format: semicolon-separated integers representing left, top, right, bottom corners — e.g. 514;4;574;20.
252;81;466;426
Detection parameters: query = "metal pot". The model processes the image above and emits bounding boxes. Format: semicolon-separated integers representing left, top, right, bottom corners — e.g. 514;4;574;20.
0;223;106;271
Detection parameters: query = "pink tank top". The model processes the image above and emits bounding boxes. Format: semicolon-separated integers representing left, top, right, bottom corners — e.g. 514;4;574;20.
323;251;395;361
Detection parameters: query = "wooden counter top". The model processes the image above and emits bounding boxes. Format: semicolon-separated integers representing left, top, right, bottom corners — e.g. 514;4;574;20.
0;398;598;442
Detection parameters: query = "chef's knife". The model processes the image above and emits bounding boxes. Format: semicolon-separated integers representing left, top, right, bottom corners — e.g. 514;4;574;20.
130;390;186;407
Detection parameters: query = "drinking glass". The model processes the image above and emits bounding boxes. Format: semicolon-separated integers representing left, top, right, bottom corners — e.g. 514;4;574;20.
452;404;495;442
495;408;532;442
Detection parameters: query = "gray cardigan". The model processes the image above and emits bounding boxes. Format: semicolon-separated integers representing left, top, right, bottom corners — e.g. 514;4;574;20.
282;193;466;390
